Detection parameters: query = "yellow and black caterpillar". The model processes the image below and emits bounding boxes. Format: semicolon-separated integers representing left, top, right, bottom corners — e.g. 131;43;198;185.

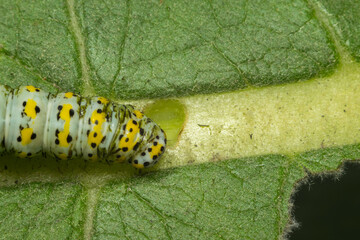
0;85;166;169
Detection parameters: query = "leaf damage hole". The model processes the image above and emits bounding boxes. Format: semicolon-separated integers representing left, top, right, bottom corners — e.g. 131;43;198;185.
289;161;360;240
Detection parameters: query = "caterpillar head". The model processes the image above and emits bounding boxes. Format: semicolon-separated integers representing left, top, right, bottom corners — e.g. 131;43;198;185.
132;126;166;169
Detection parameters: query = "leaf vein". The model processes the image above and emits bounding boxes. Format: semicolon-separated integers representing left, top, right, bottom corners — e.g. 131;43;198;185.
65;0;94;95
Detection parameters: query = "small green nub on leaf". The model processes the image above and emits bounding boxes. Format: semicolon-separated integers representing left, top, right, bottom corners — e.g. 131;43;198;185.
144;99;186;147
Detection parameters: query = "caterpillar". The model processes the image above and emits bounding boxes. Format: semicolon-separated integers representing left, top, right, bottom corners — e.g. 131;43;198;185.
0;85;166;169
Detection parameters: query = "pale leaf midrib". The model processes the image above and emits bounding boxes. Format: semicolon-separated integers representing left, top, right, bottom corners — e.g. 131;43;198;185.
66;0;94;96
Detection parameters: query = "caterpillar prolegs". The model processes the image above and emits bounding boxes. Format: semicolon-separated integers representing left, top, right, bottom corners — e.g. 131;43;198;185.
0;85;166;169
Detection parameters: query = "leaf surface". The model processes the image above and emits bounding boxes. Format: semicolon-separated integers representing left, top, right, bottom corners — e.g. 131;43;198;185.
0;0;359;239
0;183;85;240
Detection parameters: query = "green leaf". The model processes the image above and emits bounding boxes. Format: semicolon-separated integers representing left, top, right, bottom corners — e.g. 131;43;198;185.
0;183;85;239
93;155;292;239
0;0;359;239
317;0;360;61
0;0;337;98
92;145;360;239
